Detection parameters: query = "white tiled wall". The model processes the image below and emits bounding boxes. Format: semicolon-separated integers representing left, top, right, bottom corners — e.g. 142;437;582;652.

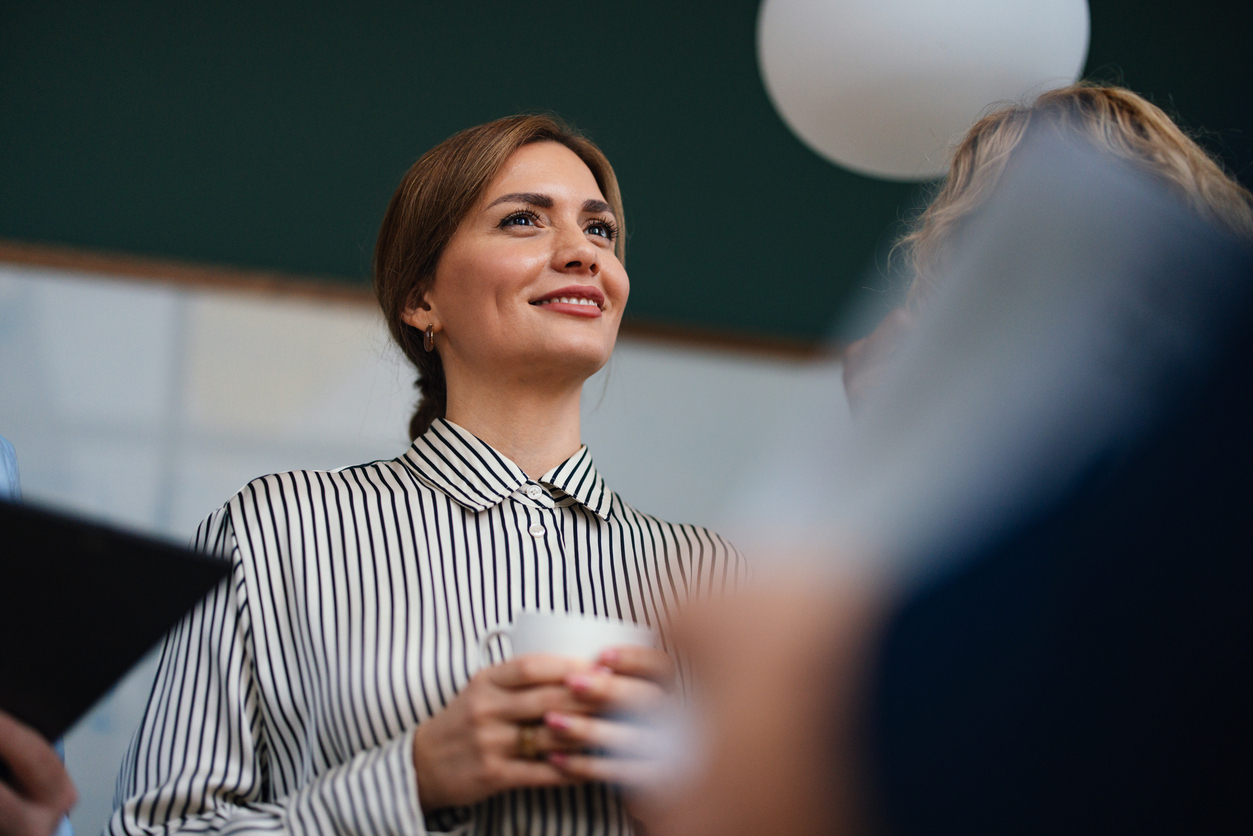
0;263;848;835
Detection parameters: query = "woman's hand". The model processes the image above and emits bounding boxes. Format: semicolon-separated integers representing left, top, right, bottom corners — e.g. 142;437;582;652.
543;645;675;788
0;711;77;836
411;654;599;811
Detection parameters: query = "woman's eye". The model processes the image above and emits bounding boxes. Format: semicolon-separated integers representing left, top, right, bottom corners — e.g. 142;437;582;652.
586;221;616;240
501;211;539;228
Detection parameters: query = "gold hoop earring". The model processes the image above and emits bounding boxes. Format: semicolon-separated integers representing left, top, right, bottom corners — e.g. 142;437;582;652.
423;325;435;352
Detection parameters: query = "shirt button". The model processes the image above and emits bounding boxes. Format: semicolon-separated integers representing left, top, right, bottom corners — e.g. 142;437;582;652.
526;485;543;500
528;523;546;537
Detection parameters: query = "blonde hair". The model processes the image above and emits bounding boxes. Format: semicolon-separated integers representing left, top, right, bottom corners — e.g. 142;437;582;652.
899;84;1253;308
373;114;625;440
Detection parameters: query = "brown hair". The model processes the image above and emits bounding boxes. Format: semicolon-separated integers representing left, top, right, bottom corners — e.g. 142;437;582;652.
373;114;626;441
898;83;1253;308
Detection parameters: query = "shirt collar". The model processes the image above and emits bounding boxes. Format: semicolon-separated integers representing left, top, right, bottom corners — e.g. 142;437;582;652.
401;418;612;520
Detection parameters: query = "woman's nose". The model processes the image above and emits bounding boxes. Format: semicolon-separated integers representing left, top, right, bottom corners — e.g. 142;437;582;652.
551;228;599;274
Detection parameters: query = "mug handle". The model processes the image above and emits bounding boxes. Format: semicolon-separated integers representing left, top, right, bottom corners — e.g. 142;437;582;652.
476;624;513;671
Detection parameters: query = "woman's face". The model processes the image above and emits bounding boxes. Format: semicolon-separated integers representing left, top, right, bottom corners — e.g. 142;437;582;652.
407;141;628;390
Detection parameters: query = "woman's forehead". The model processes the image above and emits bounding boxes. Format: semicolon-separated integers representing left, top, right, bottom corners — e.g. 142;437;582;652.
483;142;607;208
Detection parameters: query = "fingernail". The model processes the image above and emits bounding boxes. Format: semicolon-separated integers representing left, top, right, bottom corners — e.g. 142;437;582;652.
545;712;572;730
598;648;620;665
593;665;613;676
568;673;592;692
549;752;568;767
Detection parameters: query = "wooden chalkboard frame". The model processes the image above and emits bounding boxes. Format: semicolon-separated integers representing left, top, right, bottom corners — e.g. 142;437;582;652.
0;239;835;359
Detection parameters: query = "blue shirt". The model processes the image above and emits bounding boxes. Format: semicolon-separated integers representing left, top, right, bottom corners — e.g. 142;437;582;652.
0;434;18;499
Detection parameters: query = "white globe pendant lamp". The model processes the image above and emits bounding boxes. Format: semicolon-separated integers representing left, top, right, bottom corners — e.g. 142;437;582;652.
758;0;1091;181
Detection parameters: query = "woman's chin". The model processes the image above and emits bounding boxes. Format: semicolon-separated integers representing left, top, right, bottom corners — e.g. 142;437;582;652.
454;327;618;388
518;342;614;384
536;330;616;366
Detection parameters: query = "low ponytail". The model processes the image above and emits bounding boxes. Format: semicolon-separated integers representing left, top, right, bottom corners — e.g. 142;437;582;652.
406;324;447;440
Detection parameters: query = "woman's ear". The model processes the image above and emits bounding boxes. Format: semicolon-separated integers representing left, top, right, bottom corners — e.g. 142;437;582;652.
401;291;435;330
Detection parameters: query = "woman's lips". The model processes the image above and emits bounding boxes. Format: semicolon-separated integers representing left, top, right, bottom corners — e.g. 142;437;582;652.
530;286;605;318
533;297;603;318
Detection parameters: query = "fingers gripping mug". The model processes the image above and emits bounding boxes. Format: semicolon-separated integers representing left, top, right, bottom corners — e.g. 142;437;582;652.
477;610;656;668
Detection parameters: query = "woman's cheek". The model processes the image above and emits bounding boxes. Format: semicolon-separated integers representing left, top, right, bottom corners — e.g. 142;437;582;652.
610;269;630;310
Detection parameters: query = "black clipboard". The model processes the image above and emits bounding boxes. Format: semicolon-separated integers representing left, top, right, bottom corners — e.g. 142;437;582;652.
0;500;229;742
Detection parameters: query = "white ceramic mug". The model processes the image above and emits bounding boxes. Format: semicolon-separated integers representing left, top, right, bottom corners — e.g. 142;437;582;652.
477;610;656;668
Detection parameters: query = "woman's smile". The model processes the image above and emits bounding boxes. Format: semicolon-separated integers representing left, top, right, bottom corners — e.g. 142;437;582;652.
531;284;605;318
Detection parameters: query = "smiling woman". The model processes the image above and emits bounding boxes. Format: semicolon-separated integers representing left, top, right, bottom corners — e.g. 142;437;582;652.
375;117;628;448
109;115;744;836
393;138;630;475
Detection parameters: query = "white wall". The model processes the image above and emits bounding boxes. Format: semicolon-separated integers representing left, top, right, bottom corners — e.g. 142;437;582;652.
0;263;849;835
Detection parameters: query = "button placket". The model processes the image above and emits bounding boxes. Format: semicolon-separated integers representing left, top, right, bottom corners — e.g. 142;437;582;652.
519;503;564;554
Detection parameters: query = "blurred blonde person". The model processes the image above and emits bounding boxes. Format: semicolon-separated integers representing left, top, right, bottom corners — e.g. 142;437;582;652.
659;84;1253;836
843;83;1253;416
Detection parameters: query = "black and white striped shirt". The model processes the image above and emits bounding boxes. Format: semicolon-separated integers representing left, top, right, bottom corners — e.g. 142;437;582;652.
110;419;744;836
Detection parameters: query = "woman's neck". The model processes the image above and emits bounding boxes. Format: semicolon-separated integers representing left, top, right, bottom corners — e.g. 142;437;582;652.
443;378;584;480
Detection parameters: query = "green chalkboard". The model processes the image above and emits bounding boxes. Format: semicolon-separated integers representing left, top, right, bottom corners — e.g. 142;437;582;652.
1;1;1249;342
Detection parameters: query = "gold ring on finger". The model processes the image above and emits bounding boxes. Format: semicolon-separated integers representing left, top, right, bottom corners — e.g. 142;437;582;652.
517;723;540;760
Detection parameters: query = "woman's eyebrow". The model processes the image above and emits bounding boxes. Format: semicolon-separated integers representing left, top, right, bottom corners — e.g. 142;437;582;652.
484;193;614;217
486;192;552;209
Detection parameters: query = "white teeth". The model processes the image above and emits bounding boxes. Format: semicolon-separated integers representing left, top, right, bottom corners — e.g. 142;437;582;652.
538;296;599;308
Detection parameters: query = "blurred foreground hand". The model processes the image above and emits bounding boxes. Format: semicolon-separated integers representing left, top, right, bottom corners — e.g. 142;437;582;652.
0;711;76;836
641;572;887;836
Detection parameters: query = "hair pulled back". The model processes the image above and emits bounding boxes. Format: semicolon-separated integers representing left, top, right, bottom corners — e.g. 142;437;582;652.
373;115;625;441
899;83;1253;308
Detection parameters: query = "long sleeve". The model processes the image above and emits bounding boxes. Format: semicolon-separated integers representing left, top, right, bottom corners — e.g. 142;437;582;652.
108;507;426;836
